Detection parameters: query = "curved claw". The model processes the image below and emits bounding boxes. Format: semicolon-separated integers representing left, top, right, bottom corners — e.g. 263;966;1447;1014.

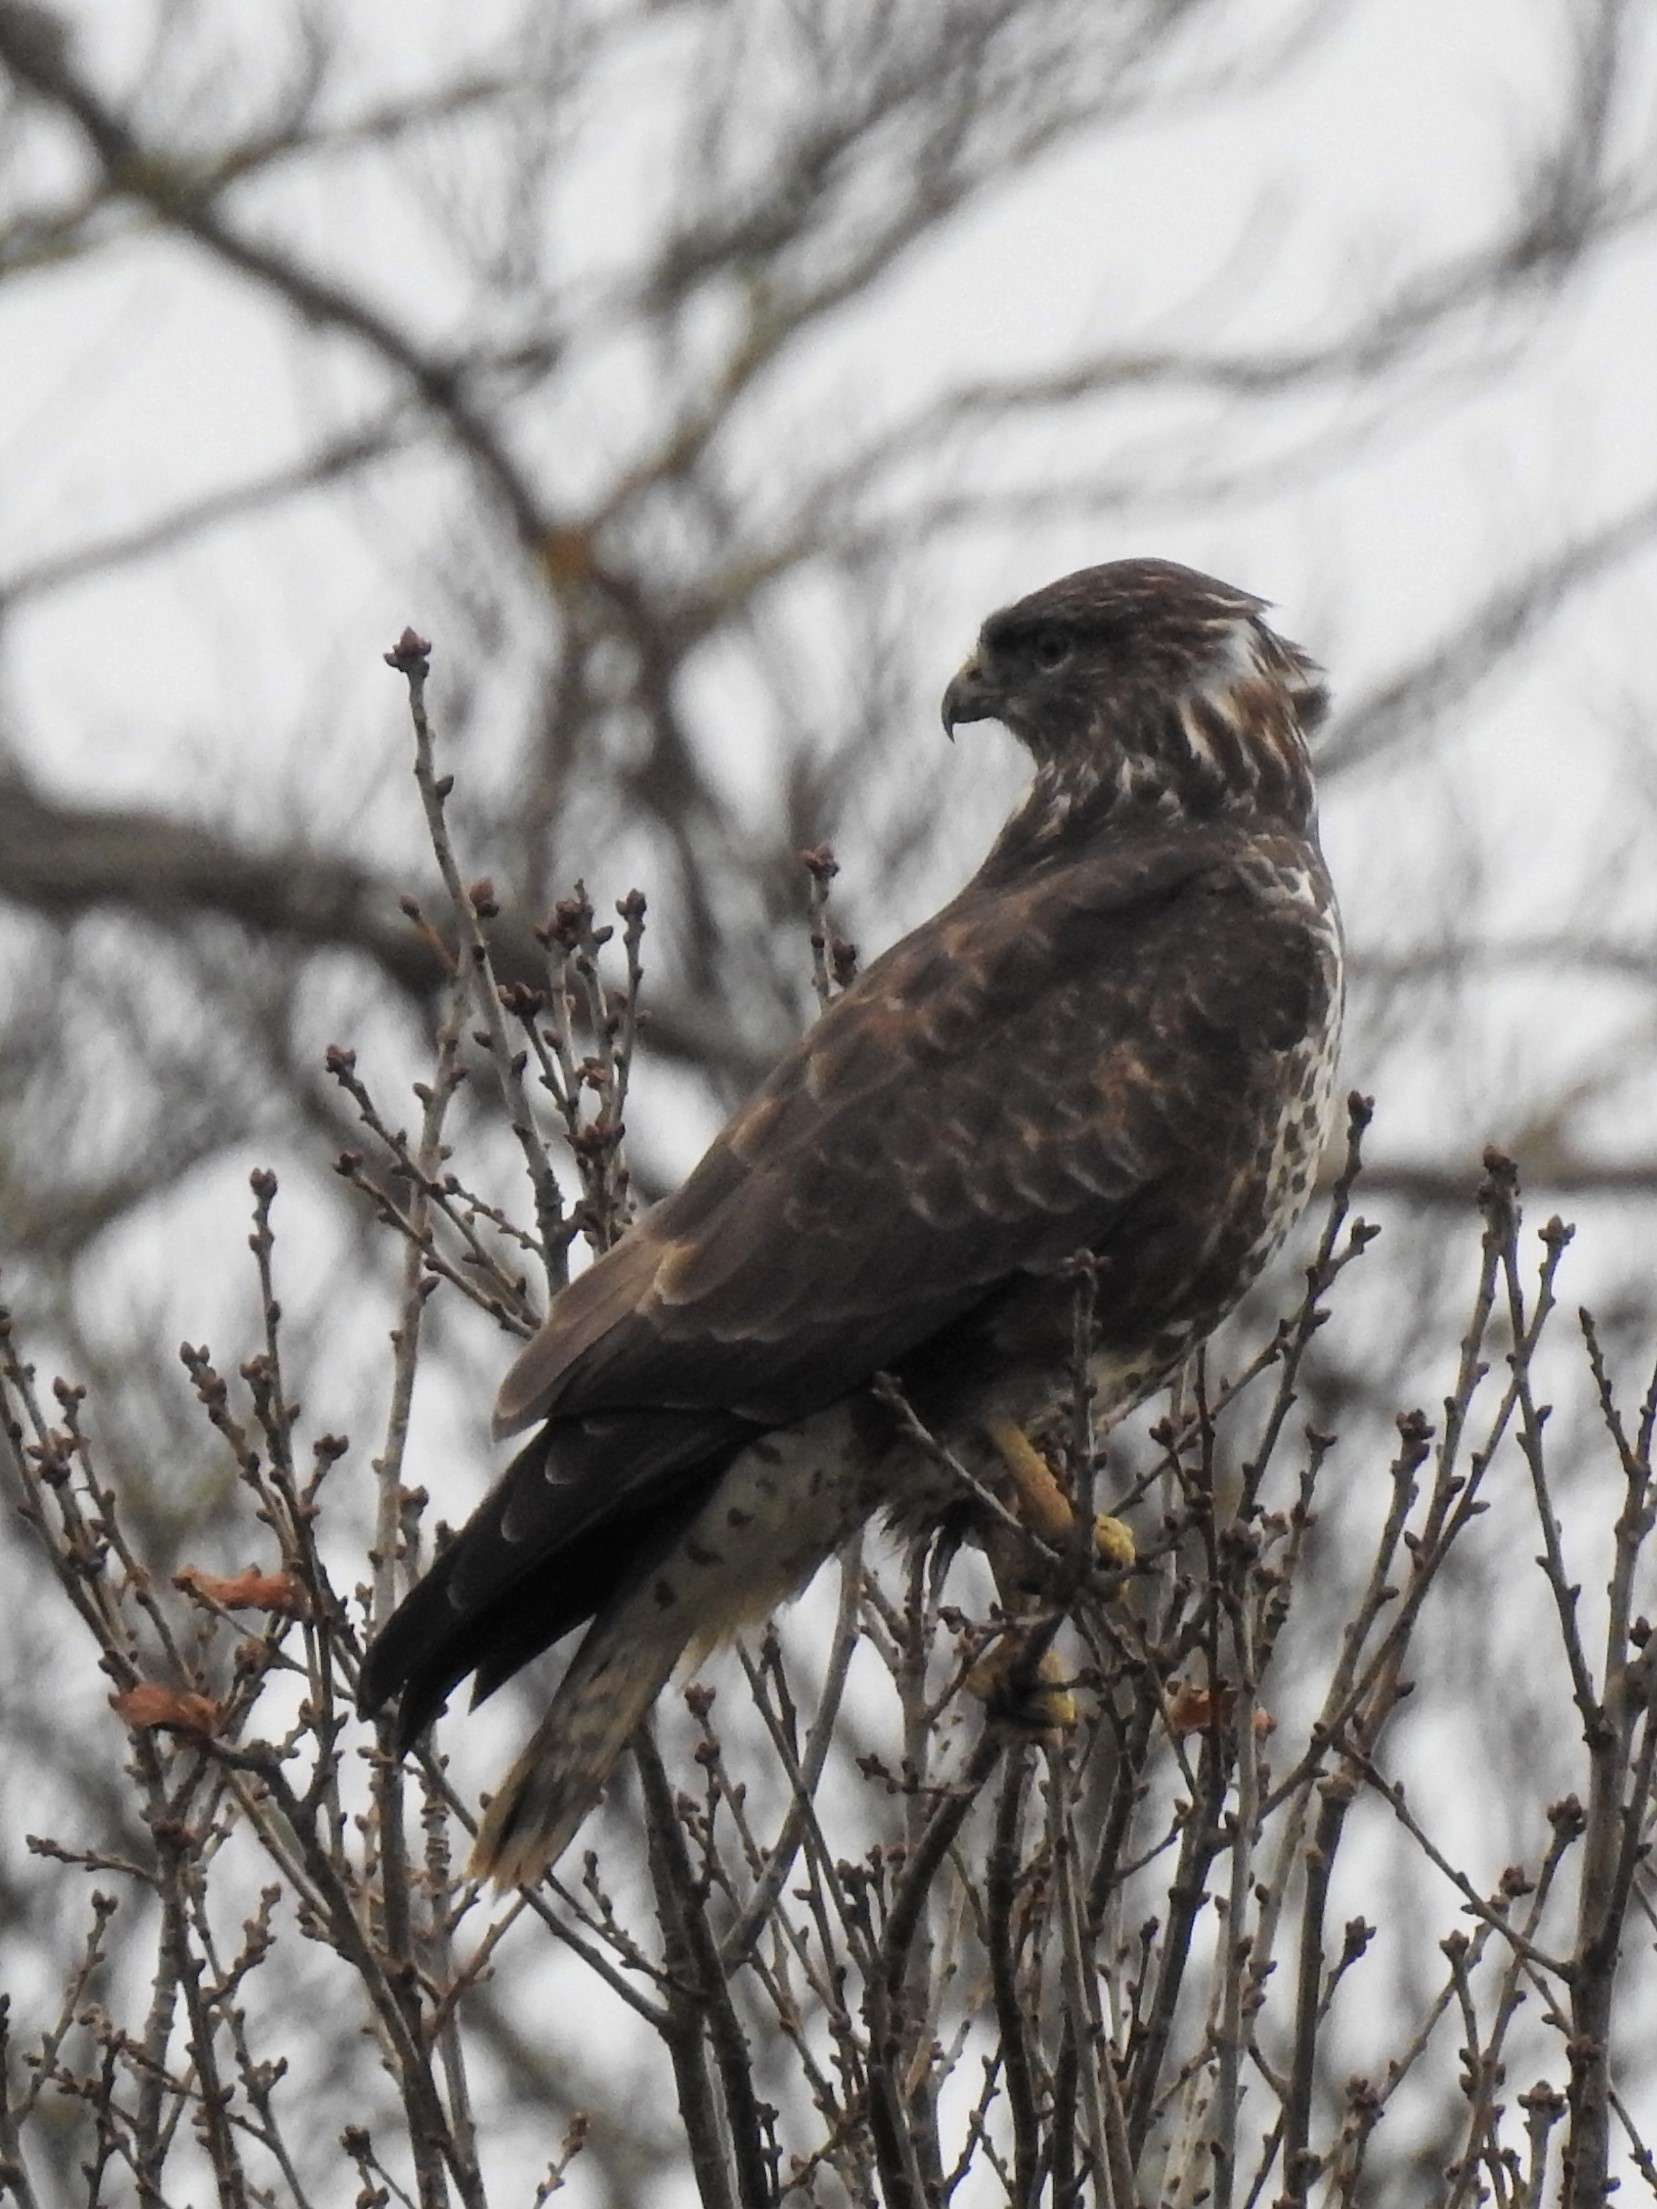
966;1640;1078;1737
1092;1512;1135;1570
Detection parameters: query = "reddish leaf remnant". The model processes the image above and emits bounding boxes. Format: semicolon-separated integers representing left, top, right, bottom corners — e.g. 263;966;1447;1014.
111;1685;221;1738
175;1566;309;1618
1166;1681;1277;1739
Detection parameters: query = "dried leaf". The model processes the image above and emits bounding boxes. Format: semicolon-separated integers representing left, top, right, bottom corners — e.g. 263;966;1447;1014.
1166;1680;1277;1739
111;1684;221;1738
176;1566;309;1618
1168;1681;1236;1735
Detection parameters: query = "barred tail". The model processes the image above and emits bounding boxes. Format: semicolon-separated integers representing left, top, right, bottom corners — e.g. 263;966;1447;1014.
468;1610;689;1888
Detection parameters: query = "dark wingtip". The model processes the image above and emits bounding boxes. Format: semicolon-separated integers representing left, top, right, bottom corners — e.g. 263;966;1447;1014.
356;1635;394;1723
358;1636;455;1752
357;1553;467;1744
392;1687;446;1753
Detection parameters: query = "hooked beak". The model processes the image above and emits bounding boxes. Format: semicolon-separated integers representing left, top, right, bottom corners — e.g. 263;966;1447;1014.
940;651;1000;740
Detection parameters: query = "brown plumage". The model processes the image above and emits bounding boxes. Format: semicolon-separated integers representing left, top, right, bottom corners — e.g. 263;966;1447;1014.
359;557;1344;1886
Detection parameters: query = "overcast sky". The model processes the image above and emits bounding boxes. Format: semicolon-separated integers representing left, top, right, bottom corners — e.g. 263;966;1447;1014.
7;5;1657;2197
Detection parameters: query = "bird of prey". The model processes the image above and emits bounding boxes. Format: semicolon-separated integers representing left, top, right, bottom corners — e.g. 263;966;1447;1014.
360;557;1344;1887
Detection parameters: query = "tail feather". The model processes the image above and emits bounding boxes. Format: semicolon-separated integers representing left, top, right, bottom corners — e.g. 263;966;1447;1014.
357;1416;741;1745
468;1607;689;1888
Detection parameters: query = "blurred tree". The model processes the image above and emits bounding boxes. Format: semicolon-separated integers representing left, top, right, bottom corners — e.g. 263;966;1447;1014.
3;0;1657;2202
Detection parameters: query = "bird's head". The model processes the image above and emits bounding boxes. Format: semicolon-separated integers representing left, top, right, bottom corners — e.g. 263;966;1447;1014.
942;558;1328;831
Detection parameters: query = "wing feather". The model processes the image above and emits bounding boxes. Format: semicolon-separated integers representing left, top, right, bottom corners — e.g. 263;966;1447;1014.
495;834;1232;1432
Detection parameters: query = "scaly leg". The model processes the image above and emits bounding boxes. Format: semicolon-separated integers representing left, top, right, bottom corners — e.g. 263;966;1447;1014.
983;1417;1135;1568
966;1419;1134;1734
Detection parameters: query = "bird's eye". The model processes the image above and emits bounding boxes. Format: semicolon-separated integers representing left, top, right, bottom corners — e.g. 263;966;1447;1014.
1031;626;1071;671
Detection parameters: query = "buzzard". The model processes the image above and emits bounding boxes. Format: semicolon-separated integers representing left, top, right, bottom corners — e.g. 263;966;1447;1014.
360;558;1343;1887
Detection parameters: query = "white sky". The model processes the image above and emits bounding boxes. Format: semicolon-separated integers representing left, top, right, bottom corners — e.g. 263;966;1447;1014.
5;2;1657;2197
8;2;1657;799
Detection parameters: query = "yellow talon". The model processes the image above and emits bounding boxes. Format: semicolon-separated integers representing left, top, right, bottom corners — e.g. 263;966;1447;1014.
985;1417;1072;1541
1093;1512;1135;1569
966;1640;1078;1735
984;1418;1134;1569
969;1423;1131;1738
